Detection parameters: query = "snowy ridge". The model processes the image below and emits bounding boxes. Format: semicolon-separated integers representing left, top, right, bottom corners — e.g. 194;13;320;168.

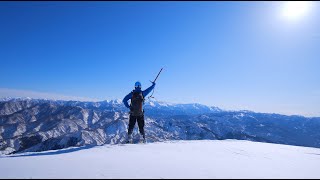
0;140;320;178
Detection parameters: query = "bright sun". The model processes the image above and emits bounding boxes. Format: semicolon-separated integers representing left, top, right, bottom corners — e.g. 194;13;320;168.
282;1;312;21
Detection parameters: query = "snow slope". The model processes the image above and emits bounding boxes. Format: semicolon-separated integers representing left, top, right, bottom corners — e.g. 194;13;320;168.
1;140;320;179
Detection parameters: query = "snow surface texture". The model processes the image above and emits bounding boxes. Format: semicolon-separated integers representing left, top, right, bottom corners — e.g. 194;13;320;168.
0;140;320;179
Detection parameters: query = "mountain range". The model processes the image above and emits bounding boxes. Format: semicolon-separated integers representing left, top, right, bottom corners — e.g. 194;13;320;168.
1;97;319;155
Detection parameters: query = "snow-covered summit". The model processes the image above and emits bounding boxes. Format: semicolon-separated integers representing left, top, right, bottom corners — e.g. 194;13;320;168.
1;140;319;179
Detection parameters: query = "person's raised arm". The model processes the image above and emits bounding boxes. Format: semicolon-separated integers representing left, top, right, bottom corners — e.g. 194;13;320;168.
143;82;156;97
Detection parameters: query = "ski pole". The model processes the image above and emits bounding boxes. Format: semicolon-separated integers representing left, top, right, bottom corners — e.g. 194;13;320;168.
152;68;163;83
148;68;163;99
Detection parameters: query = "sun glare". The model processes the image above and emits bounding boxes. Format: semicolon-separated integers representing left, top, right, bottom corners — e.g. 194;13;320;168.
282;1;312;21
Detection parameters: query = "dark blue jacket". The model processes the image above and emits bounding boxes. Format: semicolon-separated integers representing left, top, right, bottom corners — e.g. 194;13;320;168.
122;82;156;109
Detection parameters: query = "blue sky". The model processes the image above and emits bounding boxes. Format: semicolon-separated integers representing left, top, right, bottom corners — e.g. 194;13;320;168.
0;2;319;116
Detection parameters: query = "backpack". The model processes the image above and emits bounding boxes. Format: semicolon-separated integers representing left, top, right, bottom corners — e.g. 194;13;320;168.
130;90;144;116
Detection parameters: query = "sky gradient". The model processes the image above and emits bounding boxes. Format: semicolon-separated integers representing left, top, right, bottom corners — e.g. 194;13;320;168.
0;2;319;116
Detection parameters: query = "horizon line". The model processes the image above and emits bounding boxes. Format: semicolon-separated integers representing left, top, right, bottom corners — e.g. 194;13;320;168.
0;87;318;118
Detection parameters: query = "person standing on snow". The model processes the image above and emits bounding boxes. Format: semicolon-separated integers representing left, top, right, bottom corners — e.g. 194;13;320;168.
122;81;155;143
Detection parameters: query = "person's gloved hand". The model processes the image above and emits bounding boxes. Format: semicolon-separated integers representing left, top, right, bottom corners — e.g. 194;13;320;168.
152;81;156;86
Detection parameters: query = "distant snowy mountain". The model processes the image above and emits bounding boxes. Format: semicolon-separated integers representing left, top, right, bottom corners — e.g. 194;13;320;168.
144;98;222;116
1;140;320;178
0;98;319;155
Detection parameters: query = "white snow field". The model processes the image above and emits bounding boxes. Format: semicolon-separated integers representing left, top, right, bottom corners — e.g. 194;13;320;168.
1;140;320;179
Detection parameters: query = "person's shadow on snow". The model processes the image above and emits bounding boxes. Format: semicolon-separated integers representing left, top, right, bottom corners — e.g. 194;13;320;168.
1;144;96;158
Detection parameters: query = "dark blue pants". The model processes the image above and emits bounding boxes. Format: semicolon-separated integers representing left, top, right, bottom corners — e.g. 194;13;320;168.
128;115;145;138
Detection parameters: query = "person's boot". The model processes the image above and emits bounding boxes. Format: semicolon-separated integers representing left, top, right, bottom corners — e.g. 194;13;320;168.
140;133;146;144
126;134;133;143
